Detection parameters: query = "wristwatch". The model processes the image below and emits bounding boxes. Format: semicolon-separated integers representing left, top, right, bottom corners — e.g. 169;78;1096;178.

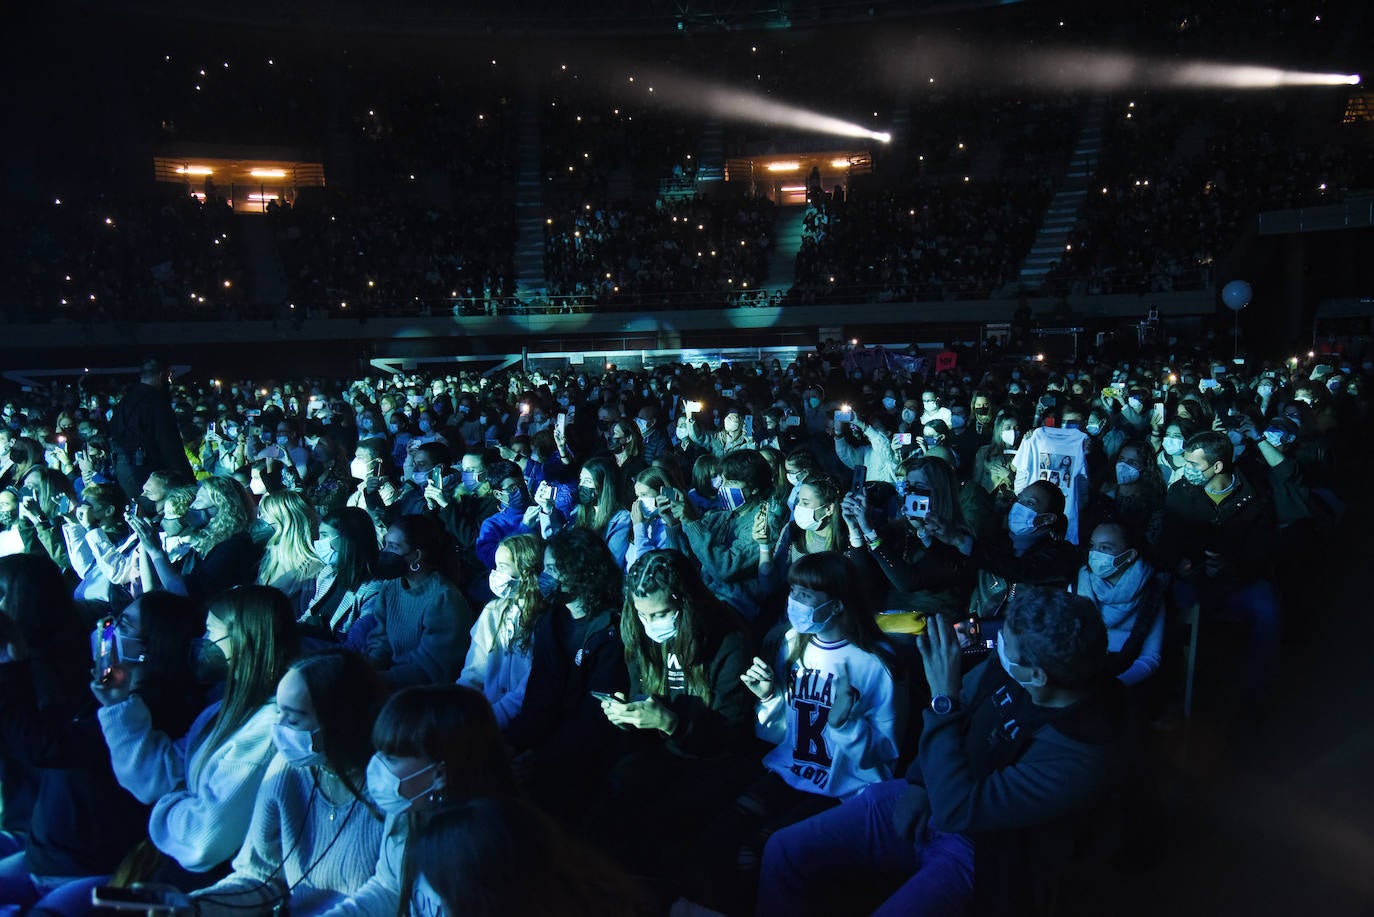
929;695;956;716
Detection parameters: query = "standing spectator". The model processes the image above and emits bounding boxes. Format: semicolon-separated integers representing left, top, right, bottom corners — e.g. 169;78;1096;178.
108;358;194;501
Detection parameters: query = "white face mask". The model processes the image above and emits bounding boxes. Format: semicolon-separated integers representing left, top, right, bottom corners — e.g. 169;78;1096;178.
1161;435;1184;457
1115;461;1141;485
1088;548;1131;579
792;504;824;532
901;409;917;424
271;723;324;768
313;537;337;567
786;595;837;634
997;637;1038;688
366;755;438;818
488;569;518;598
250;477;267;496
638;495;658;516
642;612;679;644
786;471;803;487
1000;428;1017;447
349;457;371;479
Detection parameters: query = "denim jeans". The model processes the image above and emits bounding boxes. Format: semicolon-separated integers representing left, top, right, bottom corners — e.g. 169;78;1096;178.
757;778;974;917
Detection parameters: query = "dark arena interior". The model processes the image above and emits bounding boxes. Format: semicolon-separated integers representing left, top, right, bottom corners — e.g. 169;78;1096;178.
0;0;1371;914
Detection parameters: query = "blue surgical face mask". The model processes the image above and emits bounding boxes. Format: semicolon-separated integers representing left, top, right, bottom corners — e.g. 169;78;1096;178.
1007;501;1039;536
418;420;433;434
388;423;400;435
997;637;1039;688
786;595;837;634
882;397;897;410
276;435;291;447
1263;429;1287;448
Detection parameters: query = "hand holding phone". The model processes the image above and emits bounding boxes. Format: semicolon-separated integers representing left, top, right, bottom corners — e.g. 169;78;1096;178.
851;464;868;495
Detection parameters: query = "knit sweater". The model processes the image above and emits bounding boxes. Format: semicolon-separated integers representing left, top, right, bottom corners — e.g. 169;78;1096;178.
316;816;407;917
193;759;385;916
365;573;474;686
98;697;279;872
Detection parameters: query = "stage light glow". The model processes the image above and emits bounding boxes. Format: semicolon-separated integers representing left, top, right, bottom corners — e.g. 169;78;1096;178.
766;162;801;172
1022;49;1361;90
176;166;214;176
830;158;852;168
250;168;287;178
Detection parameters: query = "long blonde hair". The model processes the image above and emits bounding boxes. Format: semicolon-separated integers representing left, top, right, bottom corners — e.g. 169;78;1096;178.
257;490;322;592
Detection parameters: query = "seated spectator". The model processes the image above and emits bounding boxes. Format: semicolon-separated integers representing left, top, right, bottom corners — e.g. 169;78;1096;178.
299;506;382;645
365;514;473;687
191;650;387;915
757;588;1138;917
458;533;547;728
326;684;518;916
1078;523;1166;689
15;466;78;575
506;528;628;821
624;466;688;568
708;551;901;914
473;459;535;570
130;476;263;606
0;554;147;911
256;491;325;605
95;586;300;879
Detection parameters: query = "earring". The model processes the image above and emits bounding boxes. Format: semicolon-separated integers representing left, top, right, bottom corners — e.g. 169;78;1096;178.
409;559;422;573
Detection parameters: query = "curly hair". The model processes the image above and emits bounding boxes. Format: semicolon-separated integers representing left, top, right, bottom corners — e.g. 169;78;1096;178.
1003;587;1108;689
621;550;739;703
546;528;623;615
188;476;255;557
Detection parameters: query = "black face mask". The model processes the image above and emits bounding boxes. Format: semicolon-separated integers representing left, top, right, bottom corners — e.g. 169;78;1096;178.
180;507;212;531
191;637;229;685
576;485;598;507
375;550;410;580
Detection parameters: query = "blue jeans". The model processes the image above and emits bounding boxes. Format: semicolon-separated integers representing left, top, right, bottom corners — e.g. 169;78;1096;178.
757;778;974;917
0;851;108;916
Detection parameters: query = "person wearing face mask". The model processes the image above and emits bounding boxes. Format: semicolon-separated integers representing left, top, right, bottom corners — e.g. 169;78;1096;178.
589;550;754;881
1011;414;1089;545
1163;430;1280;703
781;449;820;510
474;460;537;571
659;450;786;622
255;491;325;606
1076;524;1165;689
625;466;689;567
15;466;78;575
392;441;451;521
634;405;667;463
0;555;150;911
191;650;387;915
758;588;1137;917
1085;440;1166;551
95;586;300;878
61;483;136;609
831;410;900;487
539;456;632;568
295;507;383;648
1153;419;1195;487
710;405;757;458
457;534;547;728
715;552;899;915
931;481;1082;626
365;515;472;687
919;392;951;428
686;453;724;516
321;685;519;917
346;438;399;527
844;456;976;626
971;413;1021;505
129;477;263;606
762;473;849;596
506;529;629;823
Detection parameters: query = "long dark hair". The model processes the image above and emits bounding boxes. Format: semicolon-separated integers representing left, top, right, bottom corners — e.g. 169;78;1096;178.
321;506;378;593
195;586;300;770
124;590;206;739
784;552;898;679
287;649;386;804
574;456;622;536
0;553;87;710
621;550;740;703
403;797;642;917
